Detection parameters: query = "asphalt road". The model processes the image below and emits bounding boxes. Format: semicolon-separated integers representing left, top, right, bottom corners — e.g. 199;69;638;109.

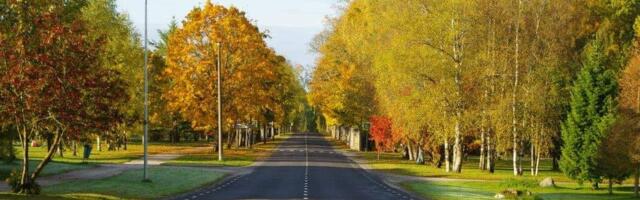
174;132;418;200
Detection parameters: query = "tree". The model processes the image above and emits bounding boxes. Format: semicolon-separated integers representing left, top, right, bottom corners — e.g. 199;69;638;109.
560;41;618;188
369;116;393;160
309;0;377;135
0;0;127;193
165;1;303;151
150;19;182;142
620;34;640;196
80;0;144;147
597;109;637;195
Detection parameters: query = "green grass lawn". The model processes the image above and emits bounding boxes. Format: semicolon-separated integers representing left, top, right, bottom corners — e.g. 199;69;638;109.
16;142;211;164
404;180;639;200
0;160;94;180
349;149;640;199
359;151;572;182
0;192;123;200
1;142;213;180
42;166;226;199
163;150;258;167
163;134;290;167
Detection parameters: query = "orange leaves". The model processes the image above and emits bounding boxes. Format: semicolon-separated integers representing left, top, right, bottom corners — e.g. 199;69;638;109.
164;1;298;129
370;115;394;152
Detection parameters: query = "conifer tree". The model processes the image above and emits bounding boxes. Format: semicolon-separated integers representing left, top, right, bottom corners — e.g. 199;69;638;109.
560;41;619;188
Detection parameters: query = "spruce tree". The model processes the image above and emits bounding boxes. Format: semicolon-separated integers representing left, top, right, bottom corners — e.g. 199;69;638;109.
560;41;618;188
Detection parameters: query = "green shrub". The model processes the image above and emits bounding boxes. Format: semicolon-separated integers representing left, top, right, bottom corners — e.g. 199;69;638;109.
499;178;539;190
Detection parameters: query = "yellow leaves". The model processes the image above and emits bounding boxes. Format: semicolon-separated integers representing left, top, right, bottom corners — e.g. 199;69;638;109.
164;1;299;128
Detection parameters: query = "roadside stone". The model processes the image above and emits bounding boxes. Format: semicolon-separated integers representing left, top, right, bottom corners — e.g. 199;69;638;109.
494;193;505;199
539;177;555;187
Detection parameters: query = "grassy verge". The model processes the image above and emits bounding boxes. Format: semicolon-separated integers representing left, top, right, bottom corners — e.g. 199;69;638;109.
0;192;123;200
163;134;290;167
0;160;94;180
403;180;638;200
1;142;211;179
358;151;571;182
15;142;210;164
42;166;226;199
345;148;640;199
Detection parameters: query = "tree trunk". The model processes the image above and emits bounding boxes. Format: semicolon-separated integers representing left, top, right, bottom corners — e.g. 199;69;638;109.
45;132;53;152
19;126;30;194
407;141;413;160
531;141;535;176
261;125;266;144
270;126;275;141
635;165;639;197
123;134;127;150
57;139;63;158
246;129;250;148
486;133;495;173
535;145;541;176
452;119;462;173
479;125;486;170
608;178;613;195
444;138;450;172
226;129;233;149
512;0;522;177
72;141;77;157
31;130;62;182
236;128;240;147
518;141;524;175
96;136;101;151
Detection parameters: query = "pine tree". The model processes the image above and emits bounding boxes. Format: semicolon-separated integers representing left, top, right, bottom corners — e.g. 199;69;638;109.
560;41;619;188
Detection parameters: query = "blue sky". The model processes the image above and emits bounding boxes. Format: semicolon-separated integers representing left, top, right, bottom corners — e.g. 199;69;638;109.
115;0;341;68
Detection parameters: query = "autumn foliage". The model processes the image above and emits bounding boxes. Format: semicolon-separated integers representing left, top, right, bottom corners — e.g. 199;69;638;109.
0;0;128;193
164;1;305;147
369;116;393;159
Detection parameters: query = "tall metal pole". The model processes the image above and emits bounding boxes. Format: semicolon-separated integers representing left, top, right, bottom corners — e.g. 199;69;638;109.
217;42;223;161
143;0;149;181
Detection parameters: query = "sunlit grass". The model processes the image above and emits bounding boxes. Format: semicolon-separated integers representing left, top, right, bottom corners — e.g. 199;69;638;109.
404;180;638;200
347;148;640;199
0;160;94;180
358;151;572;182
164;134;290;167
1;142;210;179
42;166;225;199
15;142;211;164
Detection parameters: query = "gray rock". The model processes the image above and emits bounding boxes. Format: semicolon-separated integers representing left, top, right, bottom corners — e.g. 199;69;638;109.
539;177;555;187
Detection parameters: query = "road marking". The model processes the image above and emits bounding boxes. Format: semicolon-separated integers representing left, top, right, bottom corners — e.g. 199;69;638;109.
303;132;310;199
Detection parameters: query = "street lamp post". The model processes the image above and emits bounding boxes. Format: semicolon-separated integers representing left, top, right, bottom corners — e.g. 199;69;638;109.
217;42;223;161
142;0;150;182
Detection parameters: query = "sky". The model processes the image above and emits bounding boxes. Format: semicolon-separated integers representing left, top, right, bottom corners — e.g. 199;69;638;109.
115;0;341;69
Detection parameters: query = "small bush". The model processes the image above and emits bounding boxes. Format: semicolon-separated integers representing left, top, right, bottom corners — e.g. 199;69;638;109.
499;178;539;190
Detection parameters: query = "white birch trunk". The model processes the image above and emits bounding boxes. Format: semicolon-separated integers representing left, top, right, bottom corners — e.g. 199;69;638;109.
445;138;450;172
512;0;522;176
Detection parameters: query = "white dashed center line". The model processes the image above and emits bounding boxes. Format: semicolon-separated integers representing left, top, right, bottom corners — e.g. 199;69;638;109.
303;132;310;200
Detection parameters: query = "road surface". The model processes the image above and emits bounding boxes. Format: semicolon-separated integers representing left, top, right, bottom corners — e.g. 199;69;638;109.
172;132;419;200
